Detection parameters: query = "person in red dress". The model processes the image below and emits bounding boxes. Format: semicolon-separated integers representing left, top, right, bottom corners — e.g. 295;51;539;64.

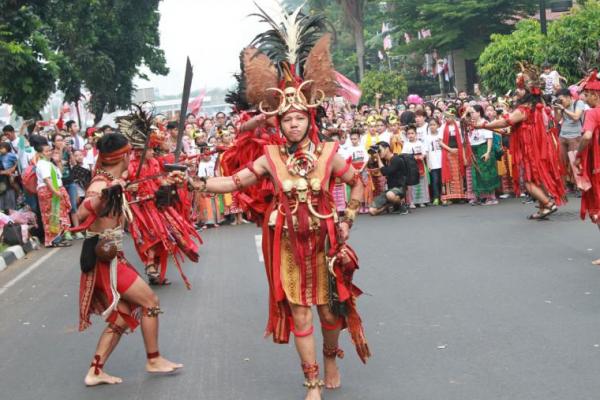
574;69;600;263
476;64;566;219
74;133;182;387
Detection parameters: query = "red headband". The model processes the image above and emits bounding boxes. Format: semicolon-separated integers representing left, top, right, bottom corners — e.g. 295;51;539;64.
98;144;131;163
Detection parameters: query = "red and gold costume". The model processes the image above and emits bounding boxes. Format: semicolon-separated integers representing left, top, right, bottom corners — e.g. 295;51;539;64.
219;5;370;391
578;70;600;222
126;154;202;288
75;144;142;332
508;103;565;203
505;65;566;204
117;109;202;288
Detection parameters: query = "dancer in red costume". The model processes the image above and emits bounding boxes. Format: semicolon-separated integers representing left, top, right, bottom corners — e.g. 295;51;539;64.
119;107;202;287
195;5;370;400
476;63;566;219
574;69;600;264
75;133;182;387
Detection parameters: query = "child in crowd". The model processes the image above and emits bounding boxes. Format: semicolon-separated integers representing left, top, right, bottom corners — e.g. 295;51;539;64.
425;119;443;205
71;150;91;211
402;125;430;208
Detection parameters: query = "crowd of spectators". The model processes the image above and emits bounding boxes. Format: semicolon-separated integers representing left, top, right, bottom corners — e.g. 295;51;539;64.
0;61;588;247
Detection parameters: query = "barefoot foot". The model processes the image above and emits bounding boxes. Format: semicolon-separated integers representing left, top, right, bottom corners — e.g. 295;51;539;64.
304;386;322;400
146;356;184;373
84;368;123;386
323;357;341;389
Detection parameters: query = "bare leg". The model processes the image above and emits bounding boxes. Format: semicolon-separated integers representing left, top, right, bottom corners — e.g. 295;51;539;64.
290;304;322;400
594;223;600;265
84;302;131;386
317;305;342;389
525;182;550;207
120;277;183;372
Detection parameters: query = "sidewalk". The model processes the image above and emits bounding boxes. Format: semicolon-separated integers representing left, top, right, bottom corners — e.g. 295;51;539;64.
0;238;41;272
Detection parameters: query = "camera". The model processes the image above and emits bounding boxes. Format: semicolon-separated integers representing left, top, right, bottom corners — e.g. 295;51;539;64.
367;145;379;155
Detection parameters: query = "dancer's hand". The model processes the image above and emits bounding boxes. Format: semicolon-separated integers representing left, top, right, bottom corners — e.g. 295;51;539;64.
482;152;490;162
338;221;350;243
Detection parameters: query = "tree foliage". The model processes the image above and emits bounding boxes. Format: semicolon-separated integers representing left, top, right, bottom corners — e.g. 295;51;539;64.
477;20;547;95
388;0;536;58
0;3;59;118
0;0;168;122
478;2;600;94
359;70;407;104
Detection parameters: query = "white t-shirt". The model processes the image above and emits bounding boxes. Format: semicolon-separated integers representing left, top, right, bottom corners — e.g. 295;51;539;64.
469;128;493;146
83;149;97;170
337;140;352;160
36;159;62;189
540;71;560;95
416;123;429;141
197;159;216;177
424;133;443;170
348;144;366;168
402;140;426;156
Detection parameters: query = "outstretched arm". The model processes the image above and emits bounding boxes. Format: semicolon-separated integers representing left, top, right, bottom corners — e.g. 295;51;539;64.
197;155;270;194
478;108;526;130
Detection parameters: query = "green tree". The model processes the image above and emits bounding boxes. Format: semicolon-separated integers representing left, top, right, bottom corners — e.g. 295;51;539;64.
478;2;600;94
359;70;407;104
477;20;547;94
40;0;168;123
545;1;600;81
0;3;59;118
388;0;536;58
0;0;167;122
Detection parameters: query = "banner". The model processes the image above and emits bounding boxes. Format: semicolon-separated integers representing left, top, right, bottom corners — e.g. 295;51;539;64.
335;71;362;105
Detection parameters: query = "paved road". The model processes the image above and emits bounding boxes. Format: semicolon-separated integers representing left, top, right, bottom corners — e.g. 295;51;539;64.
2;198;600;400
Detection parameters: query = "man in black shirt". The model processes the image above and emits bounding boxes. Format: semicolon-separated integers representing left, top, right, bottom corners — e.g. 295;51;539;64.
368;141;408;215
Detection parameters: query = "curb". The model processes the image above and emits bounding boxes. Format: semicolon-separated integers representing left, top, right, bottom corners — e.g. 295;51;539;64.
0;238;41;272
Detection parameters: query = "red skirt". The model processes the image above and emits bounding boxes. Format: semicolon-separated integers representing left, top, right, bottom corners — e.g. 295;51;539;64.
79;255;140;332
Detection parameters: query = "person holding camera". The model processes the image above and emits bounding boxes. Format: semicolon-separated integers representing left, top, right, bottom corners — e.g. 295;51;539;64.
555;88;585;191
368;141;408;215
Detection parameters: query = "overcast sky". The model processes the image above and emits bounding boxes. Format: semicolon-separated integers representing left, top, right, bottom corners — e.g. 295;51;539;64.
135;0;270;96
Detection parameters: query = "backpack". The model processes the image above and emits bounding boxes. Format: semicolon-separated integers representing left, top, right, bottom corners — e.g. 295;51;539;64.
22;163;37;195
399;154;420;186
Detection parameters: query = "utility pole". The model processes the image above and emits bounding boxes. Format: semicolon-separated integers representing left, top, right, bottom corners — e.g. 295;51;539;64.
539;0;548;35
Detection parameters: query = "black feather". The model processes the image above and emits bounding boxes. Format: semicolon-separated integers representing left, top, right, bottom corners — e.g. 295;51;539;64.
249;3;332;79
225;50;251;111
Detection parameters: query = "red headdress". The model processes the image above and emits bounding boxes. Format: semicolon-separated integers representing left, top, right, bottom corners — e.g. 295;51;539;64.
580;68;600;92
236;3;338;145
516;62;543;95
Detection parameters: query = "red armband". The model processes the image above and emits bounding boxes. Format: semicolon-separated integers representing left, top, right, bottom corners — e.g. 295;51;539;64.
82;198;97;215
502;114;514;127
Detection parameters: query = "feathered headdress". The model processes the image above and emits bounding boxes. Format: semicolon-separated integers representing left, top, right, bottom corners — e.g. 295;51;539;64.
117;103;165;150
227;1;337;119
580;68;600;92
516;62;543;95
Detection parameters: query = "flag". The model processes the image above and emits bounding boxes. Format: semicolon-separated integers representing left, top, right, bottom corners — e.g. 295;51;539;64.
421;29;431;38
335;71;362;105
188;88;206;116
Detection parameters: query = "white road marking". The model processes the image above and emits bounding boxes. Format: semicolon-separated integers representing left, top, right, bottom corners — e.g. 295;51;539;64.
0;248;60;296
254;235;264;262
